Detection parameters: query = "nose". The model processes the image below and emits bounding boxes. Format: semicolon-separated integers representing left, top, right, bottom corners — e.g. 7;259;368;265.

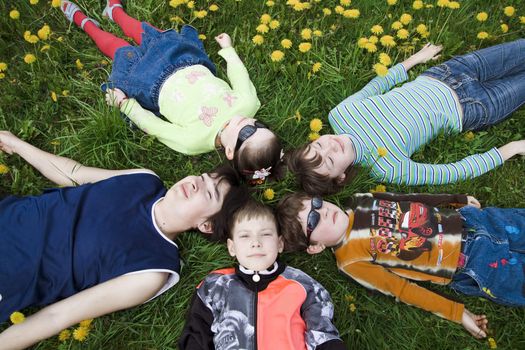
251;238;262;248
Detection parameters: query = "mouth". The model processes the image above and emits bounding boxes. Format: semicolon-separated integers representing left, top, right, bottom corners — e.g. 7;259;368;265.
333;210;337;224
248;253;265;258
180;183;189;198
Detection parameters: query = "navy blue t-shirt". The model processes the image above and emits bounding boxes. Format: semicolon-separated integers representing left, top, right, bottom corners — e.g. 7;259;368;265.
0;173;180;322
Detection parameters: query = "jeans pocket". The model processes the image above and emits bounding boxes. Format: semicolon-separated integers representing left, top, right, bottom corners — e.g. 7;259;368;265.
423;63;451;81
461;98;489;131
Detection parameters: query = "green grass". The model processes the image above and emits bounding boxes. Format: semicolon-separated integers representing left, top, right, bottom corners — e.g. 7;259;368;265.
1;0;525;349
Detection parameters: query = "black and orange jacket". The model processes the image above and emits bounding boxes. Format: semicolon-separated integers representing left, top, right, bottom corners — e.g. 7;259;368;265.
179;261;346;350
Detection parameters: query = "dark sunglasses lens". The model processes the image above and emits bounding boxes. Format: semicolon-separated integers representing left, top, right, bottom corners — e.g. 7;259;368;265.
307;211;320;233
312;196;323;209
239;125;257;142
254;121;268;129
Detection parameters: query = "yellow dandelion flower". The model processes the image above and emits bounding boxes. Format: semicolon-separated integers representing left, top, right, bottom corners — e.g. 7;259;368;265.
75;58;84;70
24;54;36;64
62;90;70;96
281;39;292;49
51;91;57;102
0;164;10;174
412;0;423;10
51;0;61;7
0;62;7;71
368;35;378;44
313;30;322;37
391;21;403;30
323;8;332;16
371;184;387;193
380;35;396;47
186;1;194;9
298;42;312;53
252;35;264;45
310;118;323;132
504;6;515;17
416;24;428;34
269;20;280;29
293;2;306;11
270;50;284;62
40;44;51;52
73;326;89;342
345;295;355;302
365;42;377;53
0;73;5;79
387;0;397;5
477;31;489;40
79;319;93;328
501;23;509;33
263;188;275;200
476;12;488;22
169;0;185;8
488;337;497;349
198;34;206;40
312;62;322;73
58;329;71;342
209;4;218;11
10;9;20;19
448;1;460;9
10;312;25;324
309;132;320;141
335;5;344;14
294;110;302;122
56;36;64;42
377;147;388;157
24;31;40;44
256;24;269;33
194;10;207;19
349;303;357;312
343;9;360;18
371;25;383;35
266;0;275;6
38;25;51;40
260;14;271;24
287;0;299;5
373;63;389;77
400;13;412;25
170;15;183;23
464;131;475;141
30;0;39;4
379;53;392;66
397;29;409;39
340;0;351;6
357;37;368;48
420;30;430;38
436;0;449;7
301;28;312;40
330;24;337;31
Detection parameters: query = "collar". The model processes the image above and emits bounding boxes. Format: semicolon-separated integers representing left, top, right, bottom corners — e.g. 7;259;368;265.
235;260;286;291
215;121;230;149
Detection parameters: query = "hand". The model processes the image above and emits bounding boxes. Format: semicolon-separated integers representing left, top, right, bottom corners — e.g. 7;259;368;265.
215;33;232;49
498;140;525;160
401;43;443;71
466;196;481;208
461;308;488;339
0;130;22;155
105;88;128;108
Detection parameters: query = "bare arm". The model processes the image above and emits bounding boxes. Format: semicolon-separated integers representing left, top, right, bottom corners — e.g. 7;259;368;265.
0;131;154;186
0;272;168;350
401;43;443;71
498;140;525;160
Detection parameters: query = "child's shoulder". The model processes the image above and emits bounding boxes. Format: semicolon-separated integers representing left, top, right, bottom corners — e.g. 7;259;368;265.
281;266;323;290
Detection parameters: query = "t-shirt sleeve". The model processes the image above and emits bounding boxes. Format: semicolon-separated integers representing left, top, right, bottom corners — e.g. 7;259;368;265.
179;286;215;350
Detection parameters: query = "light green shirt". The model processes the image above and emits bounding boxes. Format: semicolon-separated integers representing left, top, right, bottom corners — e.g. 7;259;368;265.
120;47;261;155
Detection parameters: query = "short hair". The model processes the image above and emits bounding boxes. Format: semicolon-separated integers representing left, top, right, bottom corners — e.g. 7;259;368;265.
275;192;311;252
229;199;278;239
286;143;357;195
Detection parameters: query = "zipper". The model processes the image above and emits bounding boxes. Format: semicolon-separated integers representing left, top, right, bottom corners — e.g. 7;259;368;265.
253;282;258;350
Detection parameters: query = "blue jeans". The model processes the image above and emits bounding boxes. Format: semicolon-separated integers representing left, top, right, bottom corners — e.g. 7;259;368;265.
450;206;525;306
421;39;525;131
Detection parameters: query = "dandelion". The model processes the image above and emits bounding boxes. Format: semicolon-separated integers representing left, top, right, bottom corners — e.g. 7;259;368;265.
345;295;355;302
373;63;388;76
391;21;403;30
0;164;9;174
73;326;89;342
38;25;51;40
58;329;71;342
169;0;185;8
323;8;332;16
504;6;515;17
30;0;39;4
448;1;460;9
24;54;36;64
397;29;409;39
0;62;7;71
51;91;57;102
266;0;275;6
343;9;360;18
412;0;423;10
371;25;383;35
310;118;323;132
79;319;93;328
281;39;292;49
520;16;525;24
75;58;84;70
311;62;322;74
209;4;218;11
335;5;344;14
379;53;392;66
62;90;70;96
24;31;40;44
368;35;378;44
365;42;377;53
298;42;312;53
186;1;194;9
313;30;322;37
349;303;357;312
400;13;412;25
270;50;284;62
293;2;307;11
309;132;320;141
371;184;387;193
198;34;206;40
380;35;396;47
357;37;368;48
0;73;4;79
436;0;449;7
301;28;313;40
194;10;207;18
269;20;280;29
252;35;264;45
294;110;302;122
377;147;388;157
501;23;509;33
476;12;488;22
464;131;475;141
488;337;497;349
416;24;428;35
477;31;489;40
9;9;20;20
10;312;25;324
256;24;269;33
40;44;51;52
340;0;351;6
387;0;397;5
260;14;271;24
263;188;275;200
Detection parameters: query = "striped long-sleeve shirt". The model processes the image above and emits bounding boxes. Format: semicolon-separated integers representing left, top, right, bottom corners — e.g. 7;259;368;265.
328;64;503;185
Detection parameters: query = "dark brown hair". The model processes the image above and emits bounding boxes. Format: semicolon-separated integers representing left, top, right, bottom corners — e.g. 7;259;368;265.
275;192;311;252
229;199;278;239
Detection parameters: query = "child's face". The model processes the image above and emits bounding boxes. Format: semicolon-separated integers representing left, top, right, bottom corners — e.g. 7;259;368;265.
227;216;283;271
303;134;355;182
297;197;349;248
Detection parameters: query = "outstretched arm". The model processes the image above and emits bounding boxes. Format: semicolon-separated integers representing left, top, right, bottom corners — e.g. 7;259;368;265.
401;43;442;71
0;131;154;186
0;272;167;350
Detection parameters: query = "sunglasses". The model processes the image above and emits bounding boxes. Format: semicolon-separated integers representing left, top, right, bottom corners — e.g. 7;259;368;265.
234;121;268;151
306;196;323;243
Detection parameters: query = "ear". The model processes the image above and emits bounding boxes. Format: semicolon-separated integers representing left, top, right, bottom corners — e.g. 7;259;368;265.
225;145;234;160
306;243;326;255
336;173;346;184
278;236;284;253
197;220;214;234
227;238;236;257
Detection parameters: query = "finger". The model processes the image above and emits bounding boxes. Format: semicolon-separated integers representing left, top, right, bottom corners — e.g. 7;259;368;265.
431;55;441;60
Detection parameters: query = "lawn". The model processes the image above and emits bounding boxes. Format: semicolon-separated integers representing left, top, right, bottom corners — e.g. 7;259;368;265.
1;0;524;349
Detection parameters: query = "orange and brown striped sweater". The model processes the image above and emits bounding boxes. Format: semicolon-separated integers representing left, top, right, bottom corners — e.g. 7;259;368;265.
334;192;468;323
